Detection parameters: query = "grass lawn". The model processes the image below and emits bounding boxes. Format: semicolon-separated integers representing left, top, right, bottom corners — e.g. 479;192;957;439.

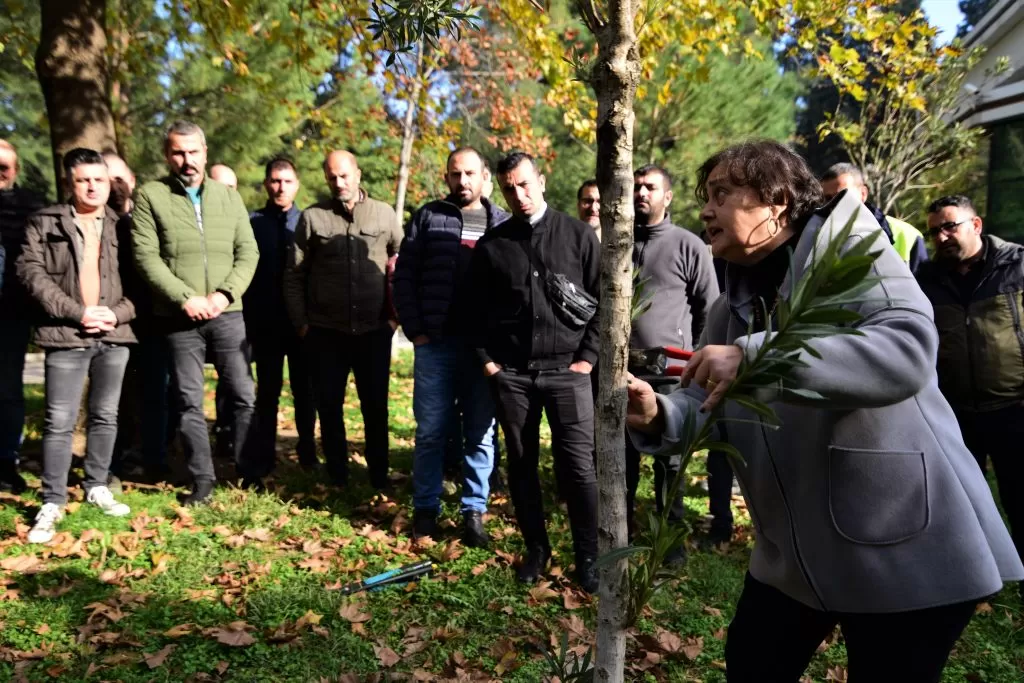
1;350;1022;681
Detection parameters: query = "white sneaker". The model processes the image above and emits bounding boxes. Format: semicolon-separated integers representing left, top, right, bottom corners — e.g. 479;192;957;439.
28;503;64;544
87;486;130;517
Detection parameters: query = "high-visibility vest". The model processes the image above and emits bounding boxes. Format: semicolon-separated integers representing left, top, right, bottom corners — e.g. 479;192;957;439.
886;215;925;264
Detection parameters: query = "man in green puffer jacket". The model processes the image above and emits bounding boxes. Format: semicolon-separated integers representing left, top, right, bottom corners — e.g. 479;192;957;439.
131;120;259;504
917;194;1024;594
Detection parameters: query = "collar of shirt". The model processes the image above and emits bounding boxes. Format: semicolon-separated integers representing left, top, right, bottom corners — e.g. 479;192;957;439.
528;203;548;226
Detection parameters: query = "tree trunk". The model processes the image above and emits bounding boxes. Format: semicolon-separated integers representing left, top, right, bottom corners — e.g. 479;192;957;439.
36;0;117;199
588;1;640;681
394;41;425;228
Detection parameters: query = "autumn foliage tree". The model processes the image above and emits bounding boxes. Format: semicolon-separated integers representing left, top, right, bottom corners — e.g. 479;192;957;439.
814;6;1003;213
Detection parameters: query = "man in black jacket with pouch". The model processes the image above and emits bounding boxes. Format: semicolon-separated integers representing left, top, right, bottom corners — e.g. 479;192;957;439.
464;151;600;592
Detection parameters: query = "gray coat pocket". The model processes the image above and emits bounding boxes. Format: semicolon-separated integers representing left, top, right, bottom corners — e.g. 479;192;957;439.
828;447;929;545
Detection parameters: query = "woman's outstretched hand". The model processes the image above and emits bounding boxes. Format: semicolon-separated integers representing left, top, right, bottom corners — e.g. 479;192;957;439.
681;345;744;412
626;374;664;434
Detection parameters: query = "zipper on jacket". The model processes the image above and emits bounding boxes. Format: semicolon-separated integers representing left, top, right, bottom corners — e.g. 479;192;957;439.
191;200;210;295
759;422;827;611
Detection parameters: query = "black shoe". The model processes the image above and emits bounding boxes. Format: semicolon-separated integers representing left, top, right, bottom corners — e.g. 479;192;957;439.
184;480;215;506
298;452;321;472
515;546;551;584
0;461;27;495
462;511;490;549
705;526;732;548
327;465;349;488
574;556;599;594
412;509;438;540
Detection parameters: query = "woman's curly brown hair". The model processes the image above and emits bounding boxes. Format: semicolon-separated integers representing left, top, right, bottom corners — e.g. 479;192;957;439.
695;140;824;225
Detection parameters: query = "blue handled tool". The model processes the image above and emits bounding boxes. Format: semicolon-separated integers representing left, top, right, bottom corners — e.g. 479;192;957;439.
341;560;435;595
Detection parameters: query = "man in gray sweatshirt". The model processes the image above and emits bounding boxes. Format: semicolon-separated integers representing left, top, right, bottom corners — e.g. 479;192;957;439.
628;165;721;557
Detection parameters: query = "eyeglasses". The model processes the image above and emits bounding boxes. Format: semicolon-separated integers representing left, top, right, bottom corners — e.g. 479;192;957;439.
927;220;968;238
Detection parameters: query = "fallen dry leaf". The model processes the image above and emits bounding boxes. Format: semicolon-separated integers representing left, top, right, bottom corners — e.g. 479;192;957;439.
144;644;176;669
374;644;400;668
562;590;585;610
440;540;464;563
825;666;849;682
0;555;39;572
36;580;75;598
295;610;323;630
163;623;196;638
339;602;372;623
975;602;993;615
681;635;703;661
243;528;271;542
703;605;722;617
528;581;559;604
210;622;256;647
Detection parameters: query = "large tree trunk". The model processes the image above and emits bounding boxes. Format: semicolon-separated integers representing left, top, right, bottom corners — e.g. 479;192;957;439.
36;0;117;199
393;41;425;228
587;1;640;681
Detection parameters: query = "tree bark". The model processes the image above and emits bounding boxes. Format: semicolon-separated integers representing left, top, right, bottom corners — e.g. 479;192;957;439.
36;0;117;199
394;40;425;228
586;1;639;681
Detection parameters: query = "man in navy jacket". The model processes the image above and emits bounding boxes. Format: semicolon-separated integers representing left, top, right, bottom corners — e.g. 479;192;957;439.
393;147;508;547
244;158;317;476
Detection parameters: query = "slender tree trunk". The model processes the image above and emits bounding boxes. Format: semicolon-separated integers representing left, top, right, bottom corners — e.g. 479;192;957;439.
394;40;424;228
587;1;640;681
36;0;117;198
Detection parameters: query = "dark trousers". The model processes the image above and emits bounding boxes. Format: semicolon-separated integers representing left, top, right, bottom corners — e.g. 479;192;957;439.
955;405;1024;570
308;325;393;488
491;368;598;560
41;344;130;504
0;318;31;462
166;312;256;484
625;435;684;531
252;328;317;474
707;449;735;535
725;573;976;682
113;332;171;473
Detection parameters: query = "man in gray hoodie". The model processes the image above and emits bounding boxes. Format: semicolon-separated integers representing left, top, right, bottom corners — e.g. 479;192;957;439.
627;165;721;554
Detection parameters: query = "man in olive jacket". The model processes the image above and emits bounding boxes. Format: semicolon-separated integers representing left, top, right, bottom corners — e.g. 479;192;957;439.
284;150;401;490
132;121;259;504
917;194;1024;588
18;149;136;543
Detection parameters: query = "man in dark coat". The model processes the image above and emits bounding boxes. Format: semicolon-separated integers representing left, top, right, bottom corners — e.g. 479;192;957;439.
0;139;45;493
394;147;508;547
244;158;318;475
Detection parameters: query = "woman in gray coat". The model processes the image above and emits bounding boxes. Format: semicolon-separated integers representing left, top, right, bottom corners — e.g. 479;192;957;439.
627;141;1023;682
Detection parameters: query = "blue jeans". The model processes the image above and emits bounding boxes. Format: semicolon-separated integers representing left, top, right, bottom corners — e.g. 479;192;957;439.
41;344;130;504
0;319;31;462
412;338;495;514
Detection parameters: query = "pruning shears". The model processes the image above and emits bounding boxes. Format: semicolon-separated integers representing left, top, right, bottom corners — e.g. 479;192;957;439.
629;346;693;388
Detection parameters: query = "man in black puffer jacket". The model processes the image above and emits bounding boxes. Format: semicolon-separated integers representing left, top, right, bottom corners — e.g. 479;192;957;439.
393;147;509;548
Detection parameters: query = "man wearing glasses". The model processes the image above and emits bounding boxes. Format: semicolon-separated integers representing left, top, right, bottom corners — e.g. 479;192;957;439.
916;194;1024;598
